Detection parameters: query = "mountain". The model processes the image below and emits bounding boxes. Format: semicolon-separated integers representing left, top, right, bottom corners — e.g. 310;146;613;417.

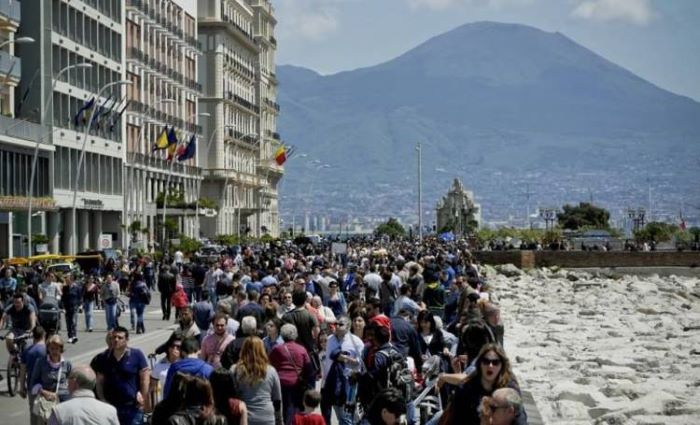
277;22;700;227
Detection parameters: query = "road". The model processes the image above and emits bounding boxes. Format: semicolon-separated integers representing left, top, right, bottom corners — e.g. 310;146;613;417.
0;297;175;425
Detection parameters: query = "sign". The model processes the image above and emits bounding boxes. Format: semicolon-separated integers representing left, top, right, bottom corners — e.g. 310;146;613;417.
331;242;347;255
82;199;104;209
35;244;48;253
99;234;113;249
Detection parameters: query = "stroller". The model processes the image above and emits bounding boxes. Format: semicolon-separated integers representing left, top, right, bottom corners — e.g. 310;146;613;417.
412;355;444;424
38;298;62;337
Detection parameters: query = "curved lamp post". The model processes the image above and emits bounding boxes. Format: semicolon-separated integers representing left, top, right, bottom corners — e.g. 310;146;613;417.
161;112;210;252
123;98;175;249
71;79;132;254
194;123;235;239
26;62;91;254
0;36;34;50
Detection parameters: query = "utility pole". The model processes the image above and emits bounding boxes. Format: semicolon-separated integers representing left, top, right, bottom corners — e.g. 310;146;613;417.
416;142;422;241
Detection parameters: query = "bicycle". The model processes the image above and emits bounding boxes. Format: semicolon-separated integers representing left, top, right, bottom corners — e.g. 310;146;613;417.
0;331;32;397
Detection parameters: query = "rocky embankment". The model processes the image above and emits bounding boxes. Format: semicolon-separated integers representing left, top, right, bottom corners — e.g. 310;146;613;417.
486;264;700;425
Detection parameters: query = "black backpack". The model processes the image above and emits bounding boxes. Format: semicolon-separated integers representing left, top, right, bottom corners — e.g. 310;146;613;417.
377;346;413;402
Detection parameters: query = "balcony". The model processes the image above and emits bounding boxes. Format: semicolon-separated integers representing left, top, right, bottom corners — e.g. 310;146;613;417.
269;36;277;47
0;0;21;23
0;51;20;82
0;114;46;145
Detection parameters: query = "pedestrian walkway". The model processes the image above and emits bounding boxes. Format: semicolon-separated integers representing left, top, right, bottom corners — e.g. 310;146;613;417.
523;390;544;425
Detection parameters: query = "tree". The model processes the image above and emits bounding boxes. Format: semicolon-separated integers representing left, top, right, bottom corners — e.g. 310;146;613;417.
634;222;678;243
374;218;406;239
556;202;610;230
214;234;240;246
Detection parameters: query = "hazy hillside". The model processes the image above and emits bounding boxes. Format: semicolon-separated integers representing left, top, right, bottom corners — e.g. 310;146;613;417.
277;22;700;226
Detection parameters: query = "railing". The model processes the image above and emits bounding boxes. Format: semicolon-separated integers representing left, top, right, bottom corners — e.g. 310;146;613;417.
0;51;20;81
270;36;277;46
131;152;202;177
0;114;47;144
0;0;21;22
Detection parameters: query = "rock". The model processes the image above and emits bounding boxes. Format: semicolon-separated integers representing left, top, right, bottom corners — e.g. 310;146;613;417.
567;273;579;281
637;307;660;315
495;263;523;277
556;391;598;407
589;407;612;419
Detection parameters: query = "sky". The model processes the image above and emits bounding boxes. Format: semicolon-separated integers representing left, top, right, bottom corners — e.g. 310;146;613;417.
273;0;700;101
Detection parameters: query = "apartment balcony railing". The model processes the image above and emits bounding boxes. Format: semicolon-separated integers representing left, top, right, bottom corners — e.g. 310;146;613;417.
264;98;280;112
0;51;20;81
0;114;46;145
269;36;277;47
0;0;21;22
131;152;202;177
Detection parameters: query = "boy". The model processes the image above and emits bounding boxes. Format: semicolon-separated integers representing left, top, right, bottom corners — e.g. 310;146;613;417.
292;390;326;425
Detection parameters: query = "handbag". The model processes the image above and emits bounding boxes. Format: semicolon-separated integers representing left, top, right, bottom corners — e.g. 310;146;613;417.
32;363;62;421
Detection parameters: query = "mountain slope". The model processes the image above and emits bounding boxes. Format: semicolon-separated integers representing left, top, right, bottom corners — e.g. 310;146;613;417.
277;22;700;225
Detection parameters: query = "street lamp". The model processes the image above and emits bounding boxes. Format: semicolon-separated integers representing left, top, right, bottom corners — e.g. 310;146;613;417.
26;62;92;255
0;36;34;49
194;123;235;238
122;98;175;249
71;79;132;254
161;112;210;252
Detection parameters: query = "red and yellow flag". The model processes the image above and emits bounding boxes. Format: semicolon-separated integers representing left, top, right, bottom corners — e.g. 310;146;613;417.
274;145;287;166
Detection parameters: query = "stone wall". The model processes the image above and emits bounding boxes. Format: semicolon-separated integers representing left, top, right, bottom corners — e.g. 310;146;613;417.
473;250;700;269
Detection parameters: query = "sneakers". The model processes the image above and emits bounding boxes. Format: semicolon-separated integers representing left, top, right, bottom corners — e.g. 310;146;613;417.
69;337;78;344
87;328;93;333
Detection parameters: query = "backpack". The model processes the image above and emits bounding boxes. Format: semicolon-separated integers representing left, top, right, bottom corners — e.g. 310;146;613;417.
376;346;413;402
137;282;151;304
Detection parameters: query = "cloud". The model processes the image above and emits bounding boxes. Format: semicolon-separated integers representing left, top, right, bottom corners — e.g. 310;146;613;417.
572;0;654;25
407;0;534;11
276;0;340;41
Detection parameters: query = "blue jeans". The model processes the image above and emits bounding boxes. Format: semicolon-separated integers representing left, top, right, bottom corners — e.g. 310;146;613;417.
129;299;137;329
117;406;143;425
333;404;354;425
134;302;146;330
105;301;118;330
83;301;94;330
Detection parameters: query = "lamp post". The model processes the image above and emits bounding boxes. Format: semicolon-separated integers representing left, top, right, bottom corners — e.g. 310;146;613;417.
25;62;91;255
123;98;175;250
0;36;34;50
194;123;235;239
416;142;423;242
161;112;210;253
71;79;132;254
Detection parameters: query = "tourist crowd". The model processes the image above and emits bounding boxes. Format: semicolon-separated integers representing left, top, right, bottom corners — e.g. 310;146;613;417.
0;238;529;425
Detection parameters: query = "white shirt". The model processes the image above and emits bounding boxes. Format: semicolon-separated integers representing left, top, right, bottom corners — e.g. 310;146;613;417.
323;332;364;385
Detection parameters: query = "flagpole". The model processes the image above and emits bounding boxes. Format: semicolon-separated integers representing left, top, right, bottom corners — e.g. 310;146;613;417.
26;63;91;255
71;80;132;255
195;123;234;239
123;98;175;251
161;112;209;253
226;132;258;238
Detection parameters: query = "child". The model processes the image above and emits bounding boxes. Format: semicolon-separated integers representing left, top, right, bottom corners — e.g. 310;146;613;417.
292;390;326;425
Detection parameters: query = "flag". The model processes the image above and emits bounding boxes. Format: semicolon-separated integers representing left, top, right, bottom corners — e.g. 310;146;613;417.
89;95;113;128
152;126;169;151
108;100;130;133
15;69;40;117
274;145;287;166
166;127;179;160
95;96;121;129
73;97;95;127
177;134;197;161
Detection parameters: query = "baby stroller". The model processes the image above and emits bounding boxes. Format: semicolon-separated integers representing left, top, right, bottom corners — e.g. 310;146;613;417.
38;298;62;338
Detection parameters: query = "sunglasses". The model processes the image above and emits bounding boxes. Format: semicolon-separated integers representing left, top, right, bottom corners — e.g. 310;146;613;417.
481;357;502;367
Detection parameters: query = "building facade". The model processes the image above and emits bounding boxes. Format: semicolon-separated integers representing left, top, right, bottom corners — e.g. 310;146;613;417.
15;0;127;255
124;0;202;250
197;0;282;239
0;0;55;258
436;178;481;237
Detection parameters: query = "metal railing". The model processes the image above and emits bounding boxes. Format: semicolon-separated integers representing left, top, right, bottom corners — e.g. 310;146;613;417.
0;114;47;144
0;51;20;81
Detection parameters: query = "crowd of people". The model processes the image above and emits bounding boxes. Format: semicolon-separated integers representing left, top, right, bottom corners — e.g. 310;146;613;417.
0;238;530;425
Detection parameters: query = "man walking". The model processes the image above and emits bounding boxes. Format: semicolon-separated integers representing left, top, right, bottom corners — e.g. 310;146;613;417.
157;266;176;321
48;365;119;425
93;326;150;425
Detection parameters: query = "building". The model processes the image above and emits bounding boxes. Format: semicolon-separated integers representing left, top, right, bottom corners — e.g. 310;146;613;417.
436;178;481;237
124;0;202;251
17;0;127;254
0;0;54;258
197;0;282;239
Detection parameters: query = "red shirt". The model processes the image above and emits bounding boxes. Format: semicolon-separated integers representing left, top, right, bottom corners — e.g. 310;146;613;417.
269;341;311;387
292;412;326;425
